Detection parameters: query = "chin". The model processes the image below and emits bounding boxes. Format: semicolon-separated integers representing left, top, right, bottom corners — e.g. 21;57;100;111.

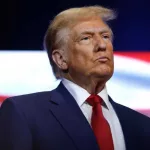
93;70;113;79
87;65;114;79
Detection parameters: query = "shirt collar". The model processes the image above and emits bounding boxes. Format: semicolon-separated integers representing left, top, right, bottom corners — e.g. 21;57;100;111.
62;78;110;109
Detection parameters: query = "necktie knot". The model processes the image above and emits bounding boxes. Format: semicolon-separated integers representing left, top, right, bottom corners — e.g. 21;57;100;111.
86;94;103;107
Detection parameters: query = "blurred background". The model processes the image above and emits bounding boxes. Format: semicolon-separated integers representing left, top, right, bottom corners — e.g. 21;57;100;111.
0;0;150;116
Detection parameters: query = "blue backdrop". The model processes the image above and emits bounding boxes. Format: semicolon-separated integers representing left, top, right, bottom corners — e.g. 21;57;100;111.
1;0;150;51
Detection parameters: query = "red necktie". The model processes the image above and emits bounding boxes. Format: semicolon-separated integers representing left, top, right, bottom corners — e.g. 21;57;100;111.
86;94;114;150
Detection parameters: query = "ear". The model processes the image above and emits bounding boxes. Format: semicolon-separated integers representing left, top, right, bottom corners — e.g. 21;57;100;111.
52;49;68;70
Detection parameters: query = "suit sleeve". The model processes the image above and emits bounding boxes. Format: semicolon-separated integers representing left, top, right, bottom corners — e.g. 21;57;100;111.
0;98;32;150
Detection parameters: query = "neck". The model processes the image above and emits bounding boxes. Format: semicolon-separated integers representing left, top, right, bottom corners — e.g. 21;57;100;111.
63;74;106;94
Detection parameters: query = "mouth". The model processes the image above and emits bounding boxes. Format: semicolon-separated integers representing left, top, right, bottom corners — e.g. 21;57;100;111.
96;56;109;62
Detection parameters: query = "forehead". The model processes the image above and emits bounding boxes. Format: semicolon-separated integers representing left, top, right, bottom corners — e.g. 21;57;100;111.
71;19;111;35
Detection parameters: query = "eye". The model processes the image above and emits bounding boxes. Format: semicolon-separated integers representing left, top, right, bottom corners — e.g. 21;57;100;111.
102;34;112;41
103;34;110;39
81;36;91;41
79;36;92;44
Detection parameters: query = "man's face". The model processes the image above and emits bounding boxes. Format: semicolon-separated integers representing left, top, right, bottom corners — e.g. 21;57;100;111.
65;18;114;81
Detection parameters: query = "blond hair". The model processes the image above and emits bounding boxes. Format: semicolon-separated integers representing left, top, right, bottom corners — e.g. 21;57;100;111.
44;6;116;78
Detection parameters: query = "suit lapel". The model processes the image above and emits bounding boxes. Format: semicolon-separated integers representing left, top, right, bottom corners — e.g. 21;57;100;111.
48;82;99;150
109;97;138;150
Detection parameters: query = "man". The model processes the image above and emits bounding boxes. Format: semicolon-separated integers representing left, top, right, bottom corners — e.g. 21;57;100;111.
0;6;150;150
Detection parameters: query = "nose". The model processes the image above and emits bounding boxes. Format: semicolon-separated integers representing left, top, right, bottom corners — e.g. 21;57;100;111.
94;36;106;52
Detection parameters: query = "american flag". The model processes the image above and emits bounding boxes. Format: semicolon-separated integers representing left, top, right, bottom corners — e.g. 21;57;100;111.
0;51;150;117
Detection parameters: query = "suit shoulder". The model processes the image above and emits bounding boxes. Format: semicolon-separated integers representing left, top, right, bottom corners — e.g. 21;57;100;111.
14;91;53;100
1;90;56;111
0;90;59;123
115;102;150;122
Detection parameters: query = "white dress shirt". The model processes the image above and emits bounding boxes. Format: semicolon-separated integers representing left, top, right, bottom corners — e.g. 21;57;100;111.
62;78;126;150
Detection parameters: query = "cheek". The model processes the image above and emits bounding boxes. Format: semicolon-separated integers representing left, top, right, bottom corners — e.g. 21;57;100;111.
73;52;90;66
71;45;93;64
107;44;114;60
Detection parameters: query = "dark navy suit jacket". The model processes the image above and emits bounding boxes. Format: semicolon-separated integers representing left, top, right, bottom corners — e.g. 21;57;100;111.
0;82;150;150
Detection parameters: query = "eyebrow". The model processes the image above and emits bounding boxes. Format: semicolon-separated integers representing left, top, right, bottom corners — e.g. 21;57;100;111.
80;28;112;35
